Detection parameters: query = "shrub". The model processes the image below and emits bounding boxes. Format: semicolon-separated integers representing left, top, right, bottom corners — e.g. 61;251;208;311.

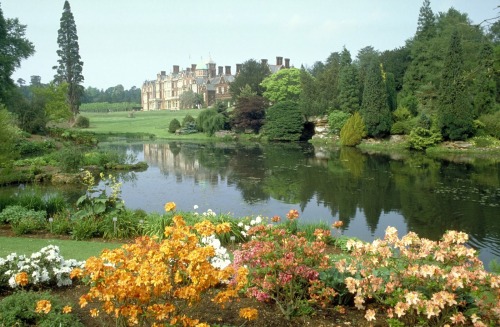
70;217;103;240
0;205;46;235
392;106;412;122
182;114;196;126
233;216;331;319
340;112;366;146
52;147;84;172
100;210;141;239
264;101;304;141
74;213;246;326
196;108;227;136
16;139;55;157
176;121;198;135
478;111;500;139
0;291;84;327
74;115;90;128
168;118;181;133
391;120;415;135
328;110;351;135
406;127;442;151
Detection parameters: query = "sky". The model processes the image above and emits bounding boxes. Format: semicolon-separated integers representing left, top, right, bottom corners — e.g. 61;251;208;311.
2;0;498;90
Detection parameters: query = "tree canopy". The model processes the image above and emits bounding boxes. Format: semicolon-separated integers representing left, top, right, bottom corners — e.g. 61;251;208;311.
229;59;270;100
261;68;301;103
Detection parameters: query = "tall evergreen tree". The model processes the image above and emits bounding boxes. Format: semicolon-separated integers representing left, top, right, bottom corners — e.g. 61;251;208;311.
360;62;392;137
0;5;35;104
338;61;360;113
416;0;436;39
316;52;341;110
53;0;84;121
437;30;474;140
229;59;270;100
473;42;496;116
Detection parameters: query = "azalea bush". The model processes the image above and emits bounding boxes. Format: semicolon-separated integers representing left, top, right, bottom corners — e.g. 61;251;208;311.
336;227;500;326
73;204;248;326
0;245;84;290
233;212;332;320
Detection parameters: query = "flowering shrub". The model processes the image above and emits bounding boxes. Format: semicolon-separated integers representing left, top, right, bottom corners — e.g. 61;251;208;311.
336;227;500;326
73;212;248;326
0;245;84;290
233;219;332;320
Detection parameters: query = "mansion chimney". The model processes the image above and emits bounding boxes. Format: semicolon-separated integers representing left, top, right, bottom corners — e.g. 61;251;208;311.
191;64;197;72
173;65;180;74
208;62;216;78
276;56;283;66
225;66;231;75
285;58;290;68
218;66;223;76
161;71;166;76
236;64;242;75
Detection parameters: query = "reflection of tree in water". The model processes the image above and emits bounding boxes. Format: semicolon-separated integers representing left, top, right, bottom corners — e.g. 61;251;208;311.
227;144;269;204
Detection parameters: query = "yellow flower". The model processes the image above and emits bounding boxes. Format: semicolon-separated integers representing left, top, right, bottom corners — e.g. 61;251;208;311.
35;300;52;314
332;220;343;228
90;308;100;317
62;305;72;314
239;307;258;321
15;271;29;287
165;202;176;212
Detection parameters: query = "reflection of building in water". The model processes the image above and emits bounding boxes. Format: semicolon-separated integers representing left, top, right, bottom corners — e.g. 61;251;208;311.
143;143;229;186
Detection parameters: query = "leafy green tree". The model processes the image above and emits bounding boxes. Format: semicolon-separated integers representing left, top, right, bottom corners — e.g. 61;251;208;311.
0;105;20;163
230;59;270;99
473;42;496;116
340;112;366;146
196;109;226;136
32;83;72;122
437;30;474;140
380;46;411;92
360;62;392;137
316;52;341;111
179;89;198;109
231;95;267;133
298;68;323;118
355;46;379;101
0;5;35;104
385;72;397;111
261;68;301;103
53;0;84;121
168;118;181;133
264;101;303;141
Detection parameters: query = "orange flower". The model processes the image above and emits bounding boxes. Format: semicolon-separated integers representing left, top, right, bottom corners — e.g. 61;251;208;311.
90;308;100;317
271;215;281;222
286;209;299;220
164;202;176;212
239;307;258;320
35;300;52;314
62;305;72;314
332;220;343;228
215;222;231;234
70;268;83;279
15;271;29;287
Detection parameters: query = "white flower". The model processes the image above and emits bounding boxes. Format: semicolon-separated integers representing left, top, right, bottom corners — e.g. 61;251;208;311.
8;276;17;288
244;225;250;231
237;222;243;227
193;205;199;210
250;219;256;226
255;216;262;224
241;231;247;237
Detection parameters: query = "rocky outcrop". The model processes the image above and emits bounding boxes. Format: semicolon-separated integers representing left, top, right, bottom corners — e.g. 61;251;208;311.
309;115;330;139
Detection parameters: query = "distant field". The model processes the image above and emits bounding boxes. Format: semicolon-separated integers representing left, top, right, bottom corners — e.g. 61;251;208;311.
82;109;203;139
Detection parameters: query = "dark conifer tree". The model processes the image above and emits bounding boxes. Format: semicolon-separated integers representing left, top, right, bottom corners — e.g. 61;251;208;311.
53;0;84;121
338;63;360;114
360;62;392;137
438;30;474;140
473;42;496;116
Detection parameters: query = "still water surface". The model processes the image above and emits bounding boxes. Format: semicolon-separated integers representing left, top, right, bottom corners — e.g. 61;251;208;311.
108;141;500;267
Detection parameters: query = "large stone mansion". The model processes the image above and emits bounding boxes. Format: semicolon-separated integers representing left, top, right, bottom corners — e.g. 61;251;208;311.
141;56;291;111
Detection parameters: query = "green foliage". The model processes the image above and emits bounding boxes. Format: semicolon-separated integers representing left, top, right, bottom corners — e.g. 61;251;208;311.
338;63;360;114
264;101;304;141
0;291;84;327
70;216;102;240
32;82;72;122
54;1;84;119
478;111;500;138
229;59;270;99
0;105;20;164
16;138;55;157
52;147;84;172
391;120;415;135
340;112;367;146
328;110;351;135
406;126;442;150
360;62;392;137
0;205;47;235
261;68;302;103
392;106;412;121
0;7;35;104
74;115;89;128
196;108;227;136
473;42;496;116
299;68;325;117
438;30;474;140
100;210;142;239
182;114;196;126
168;118;181;133
49;212;73;235
179;89;203;109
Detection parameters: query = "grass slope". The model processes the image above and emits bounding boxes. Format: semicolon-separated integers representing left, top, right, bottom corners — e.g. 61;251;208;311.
82;109;205;139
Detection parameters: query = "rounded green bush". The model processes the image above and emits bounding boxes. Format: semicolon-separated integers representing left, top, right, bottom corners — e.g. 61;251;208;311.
168;118;181;133
74;115;90;128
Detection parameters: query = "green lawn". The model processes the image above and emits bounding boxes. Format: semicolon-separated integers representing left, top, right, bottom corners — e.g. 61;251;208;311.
82;109;207;139
0;237;122;261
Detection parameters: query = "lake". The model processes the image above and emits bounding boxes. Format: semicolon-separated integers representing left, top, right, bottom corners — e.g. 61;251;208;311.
5;140;500;267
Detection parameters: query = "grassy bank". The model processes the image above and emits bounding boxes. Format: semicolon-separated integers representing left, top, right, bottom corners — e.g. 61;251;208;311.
0;236;121;261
